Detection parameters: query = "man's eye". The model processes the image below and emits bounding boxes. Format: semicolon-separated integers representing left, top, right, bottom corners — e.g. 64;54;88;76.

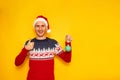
35;25;39;27
35;25;45;27
41;25;45;27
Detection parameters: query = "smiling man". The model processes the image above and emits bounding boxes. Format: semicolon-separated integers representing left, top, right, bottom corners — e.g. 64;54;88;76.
15;15;72;80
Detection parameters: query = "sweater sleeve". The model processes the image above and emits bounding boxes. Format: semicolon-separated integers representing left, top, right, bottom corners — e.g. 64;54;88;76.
55;42;72;63
15;47;29;66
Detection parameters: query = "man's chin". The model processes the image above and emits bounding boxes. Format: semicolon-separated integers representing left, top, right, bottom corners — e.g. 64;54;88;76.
36;32;46;37
37;33;45;37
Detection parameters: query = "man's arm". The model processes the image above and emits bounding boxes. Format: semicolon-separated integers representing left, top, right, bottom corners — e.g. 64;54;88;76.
15;48;29;66
58;42;72;63
55;35;72;63
15;40;34;66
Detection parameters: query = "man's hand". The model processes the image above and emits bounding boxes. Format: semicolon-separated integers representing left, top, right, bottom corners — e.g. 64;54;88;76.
25;40;34;50
66;34;72;42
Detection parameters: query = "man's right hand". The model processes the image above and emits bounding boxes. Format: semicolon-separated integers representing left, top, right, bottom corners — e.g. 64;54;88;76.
25;40;34;50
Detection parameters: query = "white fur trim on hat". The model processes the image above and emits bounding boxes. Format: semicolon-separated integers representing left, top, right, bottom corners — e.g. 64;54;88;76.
33;18;48;27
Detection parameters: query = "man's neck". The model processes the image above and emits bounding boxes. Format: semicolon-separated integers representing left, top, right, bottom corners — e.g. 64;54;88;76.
36;36;46;40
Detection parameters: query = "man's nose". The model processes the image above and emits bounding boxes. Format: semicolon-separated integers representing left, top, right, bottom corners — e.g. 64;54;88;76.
39;26;42;30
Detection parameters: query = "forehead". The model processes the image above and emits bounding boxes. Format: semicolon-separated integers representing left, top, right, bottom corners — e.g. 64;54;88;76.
35;21;46;26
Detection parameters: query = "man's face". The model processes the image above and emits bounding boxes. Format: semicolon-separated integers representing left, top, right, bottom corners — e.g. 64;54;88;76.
35;21;48;37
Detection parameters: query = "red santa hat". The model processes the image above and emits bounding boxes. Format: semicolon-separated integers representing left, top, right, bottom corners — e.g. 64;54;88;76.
33;15;51;33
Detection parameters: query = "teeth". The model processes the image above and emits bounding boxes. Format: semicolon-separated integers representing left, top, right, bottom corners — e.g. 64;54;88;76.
38;30;43;33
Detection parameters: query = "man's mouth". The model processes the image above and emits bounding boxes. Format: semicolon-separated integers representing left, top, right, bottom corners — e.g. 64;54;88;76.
37;30;44;34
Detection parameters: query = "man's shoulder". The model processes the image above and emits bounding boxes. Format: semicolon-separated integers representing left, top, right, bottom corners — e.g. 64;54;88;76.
25;37;58;44
47;37;58;43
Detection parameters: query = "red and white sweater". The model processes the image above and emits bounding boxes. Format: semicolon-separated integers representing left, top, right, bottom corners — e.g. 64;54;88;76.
15;37;72;80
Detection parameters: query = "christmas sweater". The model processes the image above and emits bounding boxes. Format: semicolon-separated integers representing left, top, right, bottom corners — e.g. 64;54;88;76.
15;37;72;80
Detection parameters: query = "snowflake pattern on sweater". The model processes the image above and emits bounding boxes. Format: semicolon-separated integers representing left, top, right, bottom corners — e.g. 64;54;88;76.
28;38;62;60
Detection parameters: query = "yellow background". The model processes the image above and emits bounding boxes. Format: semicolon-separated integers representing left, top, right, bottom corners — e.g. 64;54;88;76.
0;0;120;80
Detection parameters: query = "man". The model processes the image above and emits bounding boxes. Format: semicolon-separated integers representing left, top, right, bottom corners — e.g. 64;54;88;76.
15;15;72;80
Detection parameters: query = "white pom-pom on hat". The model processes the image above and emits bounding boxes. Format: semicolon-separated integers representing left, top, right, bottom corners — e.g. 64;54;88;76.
47;29;51;33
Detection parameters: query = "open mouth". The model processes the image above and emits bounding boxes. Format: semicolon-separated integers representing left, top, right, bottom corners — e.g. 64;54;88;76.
38;30;43;34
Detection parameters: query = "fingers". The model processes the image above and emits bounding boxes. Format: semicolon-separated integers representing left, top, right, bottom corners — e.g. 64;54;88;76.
66;34;72;42
30;42;34;46
28;40;34;45
28;40;31;44
25;39;34;50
